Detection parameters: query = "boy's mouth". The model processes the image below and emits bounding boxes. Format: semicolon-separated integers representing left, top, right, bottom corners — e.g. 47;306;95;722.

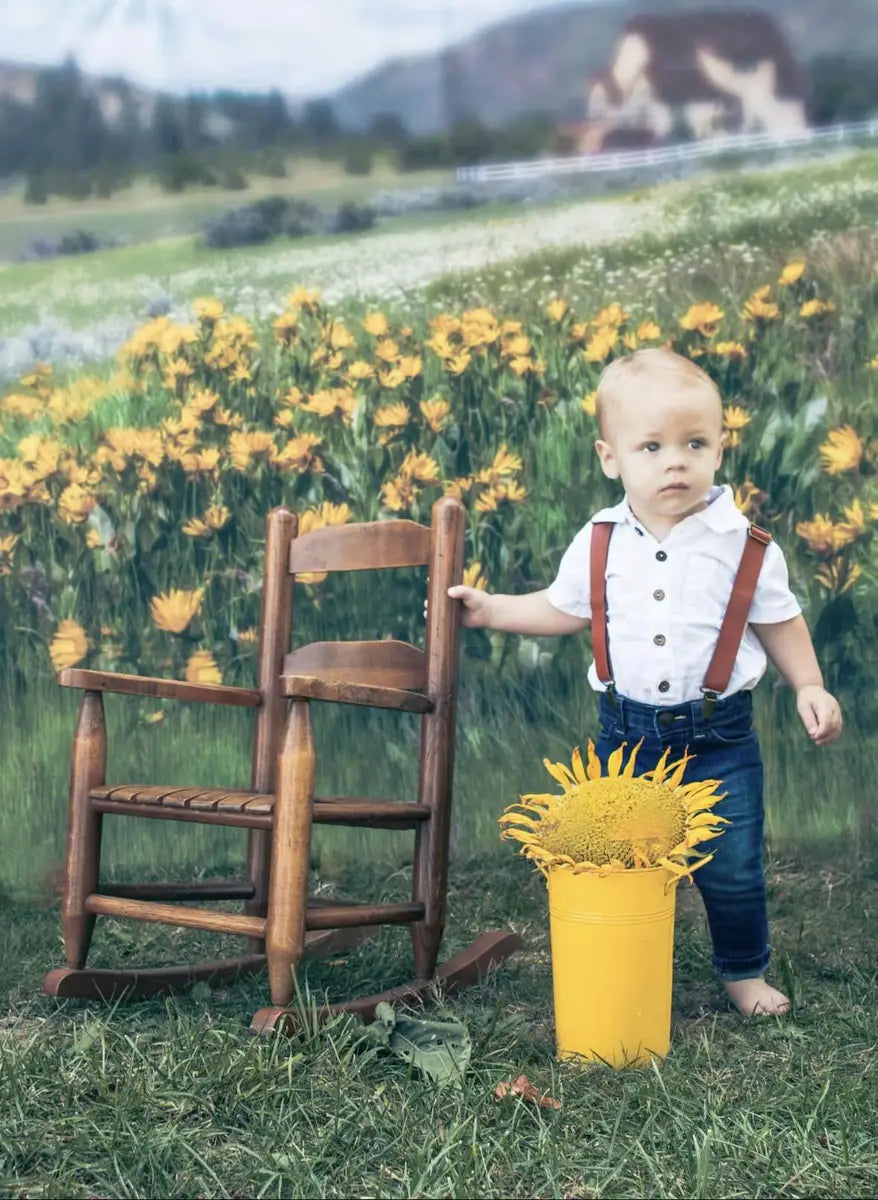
660;483;688;492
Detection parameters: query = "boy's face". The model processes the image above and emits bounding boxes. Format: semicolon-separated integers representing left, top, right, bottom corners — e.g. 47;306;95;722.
594;383;725;531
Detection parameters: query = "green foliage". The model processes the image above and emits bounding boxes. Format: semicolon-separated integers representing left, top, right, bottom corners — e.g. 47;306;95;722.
1;844;877;1195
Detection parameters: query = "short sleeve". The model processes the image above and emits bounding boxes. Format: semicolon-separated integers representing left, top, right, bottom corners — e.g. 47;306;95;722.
546;522;593;619
748;538;803;624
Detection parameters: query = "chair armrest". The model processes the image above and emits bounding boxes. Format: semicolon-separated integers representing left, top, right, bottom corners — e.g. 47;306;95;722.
281;673;433;714
57;669;262;709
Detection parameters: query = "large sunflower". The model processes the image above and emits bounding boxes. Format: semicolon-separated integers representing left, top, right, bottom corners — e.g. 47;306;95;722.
500;739;728;882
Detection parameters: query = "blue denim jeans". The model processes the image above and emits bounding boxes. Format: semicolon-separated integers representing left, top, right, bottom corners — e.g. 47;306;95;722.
594;688;769;981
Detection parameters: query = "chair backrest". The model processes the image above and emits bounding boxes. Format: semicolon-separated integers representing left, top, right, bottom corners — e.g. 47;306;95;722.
249;498;465;791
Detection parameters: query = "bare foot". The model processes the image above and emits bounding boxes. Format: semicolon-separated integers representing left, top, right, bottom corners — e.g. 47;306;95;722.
724;977;790;1016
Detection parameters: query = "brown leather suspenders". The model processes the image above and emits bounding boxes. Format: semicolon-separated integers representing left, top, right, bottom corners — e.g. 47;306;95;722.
589;521;772;718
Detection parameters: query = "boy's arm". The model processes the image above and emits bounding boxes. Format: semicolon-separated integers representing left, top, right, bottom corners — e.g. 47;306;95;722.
448;585;589;636
750;614;823;691
751;614;843;745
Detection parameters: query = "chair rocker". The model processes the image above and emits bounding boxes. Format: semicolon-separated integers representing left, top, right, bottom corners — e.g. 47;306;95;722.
43;498;521;1032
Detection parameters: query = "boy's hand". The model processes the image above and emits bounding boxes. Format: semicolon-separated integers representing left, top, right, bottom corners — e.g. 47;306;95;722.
447;584;494;628
796;684;843;746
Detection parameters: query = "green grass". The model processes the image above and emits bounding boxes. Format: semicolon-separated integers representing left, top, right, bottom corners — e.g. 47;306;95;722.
1;667;872;894
0;156;454;260
2;846;876;1197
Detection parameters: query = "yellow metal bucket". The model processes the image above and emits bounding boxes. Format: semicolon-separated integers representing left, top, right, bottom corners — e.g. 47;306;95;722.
547;865;678;1067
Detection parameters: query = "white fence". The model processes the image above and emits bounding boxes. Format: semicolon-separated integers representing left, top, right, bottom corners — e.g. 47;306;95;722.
455;119;878;184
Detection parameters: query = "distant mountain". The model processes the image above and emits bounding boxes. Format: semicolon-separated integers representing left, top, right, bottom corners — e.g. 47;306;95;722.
0;58;161;130
328;0;878;134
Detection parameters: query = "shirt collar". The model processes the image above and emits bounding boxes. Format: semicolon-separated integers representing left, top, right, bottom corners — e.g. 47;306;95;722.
592;484;748;534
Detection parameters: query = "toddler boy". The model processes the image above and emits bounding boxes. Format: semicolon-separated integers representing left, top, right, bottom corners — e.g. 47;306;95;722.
449;347;843;1016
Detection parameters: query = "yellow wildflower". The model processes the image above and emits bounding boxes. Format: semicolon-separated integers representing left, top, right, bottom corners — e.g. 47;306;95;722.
636;320;662;341
375;338;400;362
346;360;375;381
399;450;441;484
742;290;780;321
287;286;321;311
228;431;275;472
592;303;628;327
445;352;472;376
363;312;389;337
57;483;96;524
836;499;867;542
796;515;854;555
733;481;766;518
302;387;358;423
378;367;406;390
800;298;836;318
49;619;90;671
476;445;523;486
581;390;597;416
819;426;863;475
150;588;203;635
778;261;805;286
679;302;724;336
713;341;747;359
815;558;861;596
193;297;224;323
545;298;568;322
185;649;222;686
463;561;488;590
271;433;324;474
420;397;451;432
583;326;618;362
181;518;211;538
0;533;19;575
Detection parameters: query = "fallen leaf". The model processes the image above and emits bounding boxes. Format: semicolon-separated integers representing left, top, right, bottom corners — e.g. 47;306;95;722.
494;1074;561;1109
364;1003;471;1087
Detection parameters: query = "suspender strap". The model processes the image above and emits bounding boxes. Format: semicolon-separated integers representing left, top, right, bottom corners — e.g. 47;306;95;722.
700;523;772;717
589;521;617;708
588;520;772;720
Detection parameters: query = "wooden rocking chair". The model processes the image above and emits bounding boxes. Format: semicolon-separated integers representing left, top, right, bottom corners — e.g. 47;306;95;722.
43;498;521;1032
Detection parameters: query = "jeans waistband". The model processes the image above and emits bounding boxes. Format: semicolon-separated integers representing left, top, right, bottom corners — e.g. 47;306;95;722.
599;688;753;740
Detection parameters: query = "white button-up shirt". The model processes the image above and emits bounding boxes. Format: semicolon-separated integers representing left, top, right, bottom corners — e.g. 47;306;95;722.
545;484;802;705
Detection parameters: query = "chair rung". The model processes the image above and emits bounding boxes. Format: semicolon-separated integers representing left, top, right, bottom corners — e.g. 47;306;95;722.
312;800;430;827
100;880;256;902
306;901;424;930
85;894;266;938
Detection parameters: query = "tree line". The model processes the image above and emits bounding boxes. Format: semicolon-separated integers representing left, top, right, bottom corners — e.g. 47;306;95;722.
1;55;875;203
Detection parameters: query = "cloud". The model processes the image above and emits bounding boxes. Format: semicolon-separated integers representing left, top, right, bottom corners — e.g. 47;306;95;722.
0;0;592;94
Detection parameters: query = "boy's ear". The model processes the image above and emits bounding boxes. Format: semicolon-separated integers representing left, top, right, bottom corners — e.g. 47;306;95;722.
594;438;619;479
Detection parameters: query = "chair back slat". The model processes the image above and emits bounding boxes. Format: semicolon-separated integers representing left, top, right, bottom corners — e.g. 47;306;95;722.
289;520;431;574
283;640;427;690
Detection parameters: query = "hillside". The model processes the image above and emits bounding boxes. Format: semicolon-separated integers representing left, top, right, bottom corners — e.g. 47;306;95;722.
329;0;878;133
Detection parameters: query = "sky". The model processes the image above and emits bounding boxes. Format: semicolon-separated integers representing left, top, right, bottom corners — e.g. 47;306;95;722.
0;0;601;96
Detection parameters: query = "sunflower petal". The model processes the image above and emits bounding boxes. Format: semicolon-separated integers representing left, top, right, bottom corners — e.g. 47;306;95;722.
621;737;645;778
607;743;627;777
584;738;602;780
542;758;576;790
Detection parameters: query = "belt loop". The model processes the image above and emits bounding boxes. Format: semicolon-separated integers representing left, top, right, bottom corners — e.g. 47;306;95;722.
701;689;718;721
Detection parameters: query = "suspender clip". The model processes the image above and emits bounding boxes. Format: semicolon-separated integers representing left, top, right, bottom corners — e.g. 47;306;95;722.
605;681;619;712
701;689;718;721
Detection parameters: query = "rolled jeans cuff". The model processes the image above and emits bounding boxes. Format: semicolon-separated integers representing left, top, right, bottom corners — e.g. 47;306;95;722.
715;951;771;982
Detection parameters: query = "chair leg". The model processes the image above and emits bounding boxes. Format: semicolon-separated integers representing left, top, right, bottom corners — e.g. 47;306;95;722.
61;691;107;969
410;700;455;979
265;699;314;1007
244;829;271;952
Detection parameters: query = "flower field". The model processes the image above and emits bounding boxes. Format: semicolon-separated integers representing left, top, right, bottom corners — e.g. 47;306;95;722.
1;241;876;705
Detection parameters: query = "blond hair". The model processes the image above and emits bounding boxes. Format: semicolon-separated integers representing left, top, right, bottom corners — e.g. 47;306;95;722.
595;348;722;439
